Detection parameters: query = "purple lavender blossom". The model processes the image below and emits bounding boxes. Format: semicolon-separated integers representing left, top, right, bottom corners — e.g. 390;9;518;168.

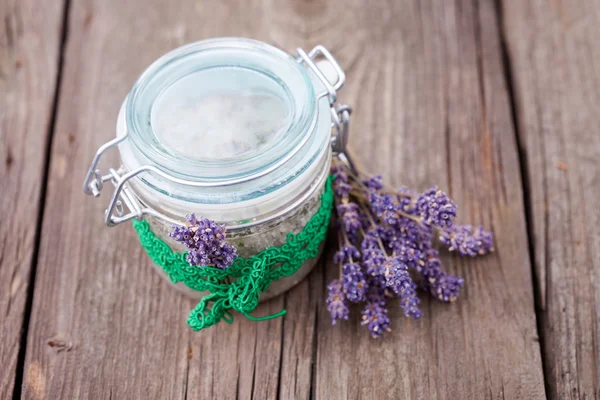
381;205;403;226
332;165;352;198
398;217;428;243
333;244;361;264
360;228;380;251
362;247;387;276
367;186;415;224
334;181;352;198
368;191;395;220
170;214;237;269
395;187;416;213
326;280;350;324
440;224;494;256
331;165;349;183
363;175;384;191
365;276;389;305
342;262;367;302
421;249;464;302
360;229;387;276
393;242;422;270
384;257;423;319
431;273;464;303
336;202;362;236
416;186;457;228
361;302;391;338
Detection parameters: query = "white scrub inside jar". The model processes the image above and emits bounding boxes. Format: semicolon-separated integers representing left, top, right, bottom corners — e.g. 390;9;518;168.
150;67;292;161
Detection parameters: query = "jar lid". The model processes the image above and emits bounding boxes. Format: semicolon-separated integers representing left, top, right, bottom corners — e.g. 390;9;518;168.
118;38;332;205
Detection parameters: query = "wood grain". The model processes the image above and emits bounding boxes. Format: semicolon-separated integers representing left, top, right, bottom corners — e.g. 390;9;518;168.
313;0;547;398
501;0;600;398
0;0;64;397
18;0;549;399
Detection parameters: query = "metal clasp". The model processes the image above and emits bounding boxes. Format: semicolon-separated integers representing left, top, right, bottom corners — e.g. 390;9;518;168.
82;135;126;196
82;132;147;226
296;45;351;155
331;104;352;155
296;45;345;105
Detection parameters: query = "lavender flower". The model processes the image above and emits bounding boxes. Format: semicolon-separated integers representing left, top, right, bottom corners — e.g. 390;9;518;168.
360;229;387;276
365;276;389;305
363;175;384;190
392;242;422;270
170;214;237;269
384;257;422;319
368;191;395;219
326;280;349;324
335;182;352;198
361;302;391;338
362;247;386;276
331;165;349;183
431;273;464;303
398;217;429;243
362;225;387;246
440;224;494;256
342;262;367;302
333;244;361;264
416;186;457;228
332;165;351;198
336;202;362;236
394;187;416;214
421;249;464;302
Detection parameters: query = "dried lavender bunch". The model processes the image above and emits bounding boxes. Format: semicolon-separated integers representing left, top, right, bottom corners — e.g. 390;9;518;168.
328;161;493;338
170;214;238;269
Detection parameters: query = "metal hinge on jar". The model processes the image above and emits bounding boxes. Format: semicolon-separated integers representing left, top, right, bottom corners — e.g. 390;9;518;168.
295;45;351;155
83;44;351;227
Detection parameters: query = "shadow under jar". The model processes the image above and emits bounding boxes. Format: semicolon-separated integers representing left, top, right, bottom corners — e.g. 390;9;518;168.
83;38;349;301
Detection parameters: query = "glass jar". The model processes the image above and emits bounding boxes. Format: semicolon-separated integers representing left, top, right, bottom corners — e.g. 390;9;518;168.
83;38;350;301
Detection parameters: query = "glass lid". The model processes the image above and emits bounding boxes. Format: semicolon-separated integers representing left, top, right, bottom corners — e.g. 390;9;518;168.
125;38;318;182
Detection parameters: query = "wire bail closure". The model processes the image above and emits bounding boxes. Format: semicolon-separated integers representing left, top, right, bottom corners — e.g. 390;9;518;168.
82;44;351;227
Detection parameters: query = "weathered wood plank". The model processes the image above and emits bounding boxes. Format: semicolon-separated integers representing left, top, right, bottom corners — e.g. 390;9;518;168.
0;0;64;397
501;0;600;398
313;0;547;398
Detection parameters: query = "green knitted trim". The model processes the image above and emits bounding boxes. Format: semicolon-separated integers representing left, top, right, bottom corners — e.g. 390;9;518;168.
132;176;334;332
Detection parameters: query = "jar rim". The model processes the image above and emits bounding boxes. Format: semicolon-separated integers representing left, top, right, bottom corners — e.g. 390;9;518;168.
125;38;318;183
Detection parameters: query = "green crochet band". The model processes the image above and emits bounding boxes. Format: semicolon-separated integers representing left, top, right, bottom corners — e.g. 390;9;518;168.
132;176;334;332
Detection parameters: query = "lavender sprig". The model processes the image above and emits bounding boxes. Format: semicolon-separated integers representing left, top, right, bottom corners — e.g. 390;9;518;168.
337;202;362;237
361;302;391;338
170;214;237;269
416;186;457;228
342;262;367;302
333;244;361;264
440;224;494;256
421;249;464;303
384;257;422;319
326;280;350;324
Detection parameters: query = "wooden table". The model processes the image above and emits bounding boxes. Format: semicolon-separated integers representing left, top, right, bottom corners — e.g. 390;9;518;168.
1;0;598;399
